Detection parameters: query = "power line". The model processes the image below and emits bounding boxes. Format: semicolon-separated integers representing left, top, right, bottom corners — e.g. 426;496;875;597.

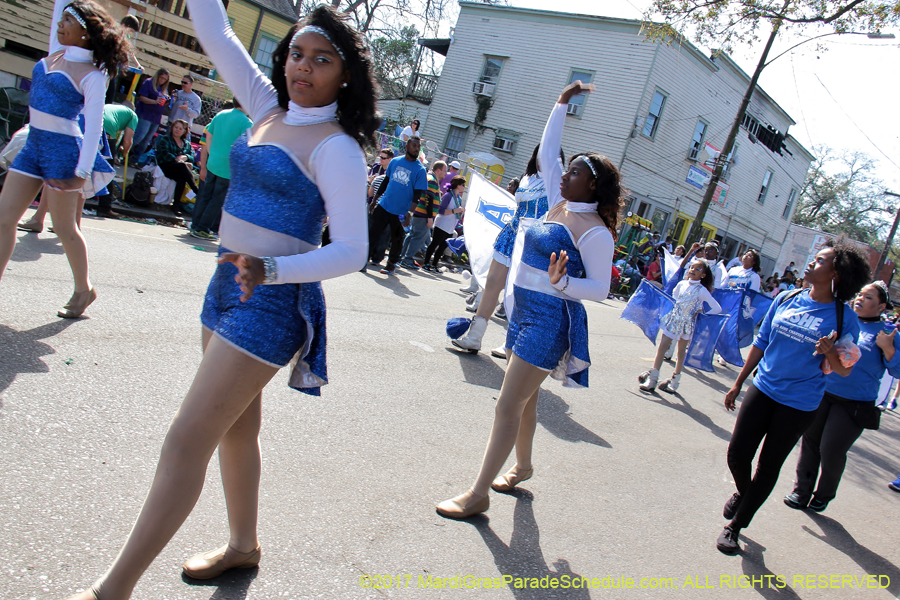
814;74;900;173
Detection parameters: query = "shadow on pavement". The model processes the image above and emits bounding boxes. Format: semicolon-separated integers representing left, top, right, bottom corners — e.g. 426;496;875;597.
473;490;592;599
690;368;736;395
361;271;420;298
739;537;802;599
626;389;731;442
0;321;76;393
181;567;258;600
804;513;900;597
450;350;610;448
10;231;65;263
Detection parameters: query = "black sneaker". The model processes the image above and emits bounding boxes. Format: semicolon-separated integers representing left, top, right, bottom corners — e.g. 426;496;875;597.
716;525;741;555
723;492;742;519
808;497;829;512
783;492;809;510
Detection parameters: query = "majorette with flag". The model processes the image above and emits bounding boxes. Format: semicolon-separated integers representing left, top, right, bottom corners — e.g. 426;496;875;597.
436;81;619;520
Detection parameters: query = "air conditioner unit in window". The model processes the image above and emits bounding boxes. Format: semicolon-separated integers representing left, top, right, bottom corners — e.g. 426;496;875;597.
566;103;580;115
472;81;496;96
493;138;515;152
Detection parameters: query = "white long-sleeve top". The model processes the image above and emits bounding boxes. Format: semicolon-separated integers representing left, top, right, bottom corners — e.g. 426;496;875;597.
185;0;368;284
537;102;614;303
672;279;722;314
48;0;107;178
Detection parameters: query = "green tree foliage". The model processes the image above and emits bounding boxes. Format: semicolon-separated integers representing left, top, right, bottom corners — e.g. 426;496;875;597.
370;26;419;99
792;145;891;246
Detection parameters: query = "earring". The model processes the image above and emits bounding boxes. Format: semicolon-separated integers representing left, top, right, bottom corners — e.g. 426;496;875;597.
341;82;348;88
81;35;86;40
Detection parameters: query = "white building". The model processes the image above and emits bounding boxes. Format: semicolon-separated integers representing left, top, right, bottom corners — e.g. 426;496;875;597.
420;2;815;274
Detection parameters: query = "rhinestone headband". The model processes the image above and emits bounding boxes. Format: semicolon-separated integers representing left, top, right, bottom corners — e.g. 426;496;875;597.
576;155;597;178
65;6;87;30
291;25;345;62
873;280;891;300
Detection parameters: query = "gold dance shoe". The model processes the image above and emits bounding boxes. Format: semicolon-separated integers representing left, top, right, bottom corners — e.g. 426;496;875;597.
183;544;261;580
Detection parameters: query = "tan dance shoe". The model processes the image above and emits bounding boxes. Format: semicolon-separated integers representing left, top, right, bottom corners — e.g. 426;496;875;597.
436;490;489;519
17;219;43;233
491;466;534;492
58;288;97;319
63;586;100;599
183;544;261;580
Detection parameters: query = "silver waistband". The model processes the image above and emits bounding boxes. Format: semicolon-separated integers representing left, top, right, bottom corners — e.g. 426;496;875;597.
513;261;578;302
219;211;316;257
29;108;81;137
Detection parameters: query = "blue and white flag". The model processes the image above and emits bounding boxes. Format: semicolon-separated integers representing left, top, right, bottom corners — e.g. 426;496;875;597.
620;280;674;345
712;288;774;367
463;172;515;288
685;313;730;372
661;247;685;296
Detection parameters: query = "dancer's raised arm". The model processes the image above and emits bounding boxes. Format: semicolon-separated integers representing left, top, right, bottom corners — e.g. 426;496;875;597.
185;0;278;120
539;81;594;209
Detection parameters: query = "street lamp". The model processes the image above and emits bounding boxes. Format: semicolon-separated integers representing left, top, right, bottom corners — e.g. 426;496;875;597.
875;191;900;278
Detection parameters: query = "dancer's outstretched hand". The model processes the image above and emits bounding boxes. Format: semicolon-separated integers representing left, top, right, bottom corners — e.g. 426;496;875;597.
219;253;265;302
549;250;568;285
558;81;595;105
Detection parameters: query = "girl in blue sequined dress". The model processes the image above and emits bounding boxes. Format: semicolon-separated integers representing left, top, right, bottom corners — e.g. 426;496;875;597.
437;82;621;519
63;3;377;598
0;0;128;318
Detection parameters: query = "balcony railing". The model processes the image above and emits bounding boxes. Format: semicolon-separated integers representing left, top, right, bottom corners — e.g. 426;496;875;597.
405;73;438;104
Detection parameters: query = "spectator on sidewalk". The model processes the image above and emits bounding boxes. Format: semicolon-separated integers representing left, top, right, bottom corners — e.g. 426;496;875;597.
169;74;202;131
366;136;428;275
190;99;252;240
399;160;446;270
440;160;461;192
155;119;199;216
368;148;392;181
102;103;138;162
400;119;420;141
132;68;170;158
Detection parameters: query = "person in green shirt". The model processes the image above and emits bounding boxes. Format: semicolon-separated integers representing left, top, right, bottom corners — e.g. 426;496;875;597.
102;103;138;158
190;99;252;240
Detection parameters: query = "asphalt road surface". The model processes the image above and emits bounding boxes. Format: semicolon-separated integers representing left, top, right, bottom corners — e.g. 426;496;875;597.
1;213;899;600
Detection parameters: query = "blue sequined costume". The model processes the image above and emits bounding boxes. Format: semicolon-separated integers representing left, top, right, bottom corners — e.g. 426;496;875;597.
506;219;592;388
492;174;548;266
201;133;328;395
10;57;114;196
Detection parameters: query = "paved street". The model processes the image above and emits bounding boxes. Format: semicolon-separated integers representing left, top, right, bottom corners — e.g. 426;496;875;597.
1;213;899;600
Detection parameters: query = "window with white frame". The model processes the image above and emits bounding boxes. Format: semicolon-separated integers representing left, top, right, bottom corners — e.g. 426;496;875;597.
492;129;520;154
444;124;469;158
642;90;667;138
566;70;593;116
688;120;708;160
783;187;797;219
758;170;773;204
479;57;504;83
254;36;278;77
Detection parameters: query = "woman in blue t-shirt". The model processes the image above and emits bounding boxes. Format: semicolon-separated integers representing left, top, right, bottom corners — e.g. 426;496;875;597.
717;239;870;555
784;281;900;512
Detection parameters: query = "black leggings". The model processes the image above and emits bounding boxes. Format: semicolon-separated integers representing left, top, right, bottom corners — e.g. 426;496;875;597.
791;393;866;503
727;384;817;529
424;228;453;267
159;160;199;205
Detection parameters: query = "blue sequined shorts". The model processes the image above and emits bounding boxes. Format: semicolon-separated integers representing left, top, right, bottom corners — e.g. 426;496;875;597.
201;252;308;367
10;128;80;180
506;286;571;371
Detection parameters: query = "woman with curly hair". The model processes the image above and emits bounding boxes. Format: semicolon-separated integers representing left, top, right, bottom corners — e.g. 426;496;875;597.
0;0;129;317
717;238;871;555
63;2;377;598
436;81;621;519
726;248;762;291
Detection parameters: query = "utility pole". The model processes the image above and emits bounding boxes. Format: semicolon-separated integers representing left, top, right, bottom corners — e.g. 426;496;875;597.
875;191;900;277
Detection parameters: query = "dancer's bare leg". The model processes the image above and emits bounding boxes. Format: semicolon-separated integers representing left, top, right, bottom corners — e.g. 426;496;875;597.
75;194;85;229
201;328;262;552
21;186;51;226
513;387;539;472
0;172;44;279
47;189;91;293
88;336;278;599
674;339;690;375
652;335;673;371
471;355;549;496
474;258;509;320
